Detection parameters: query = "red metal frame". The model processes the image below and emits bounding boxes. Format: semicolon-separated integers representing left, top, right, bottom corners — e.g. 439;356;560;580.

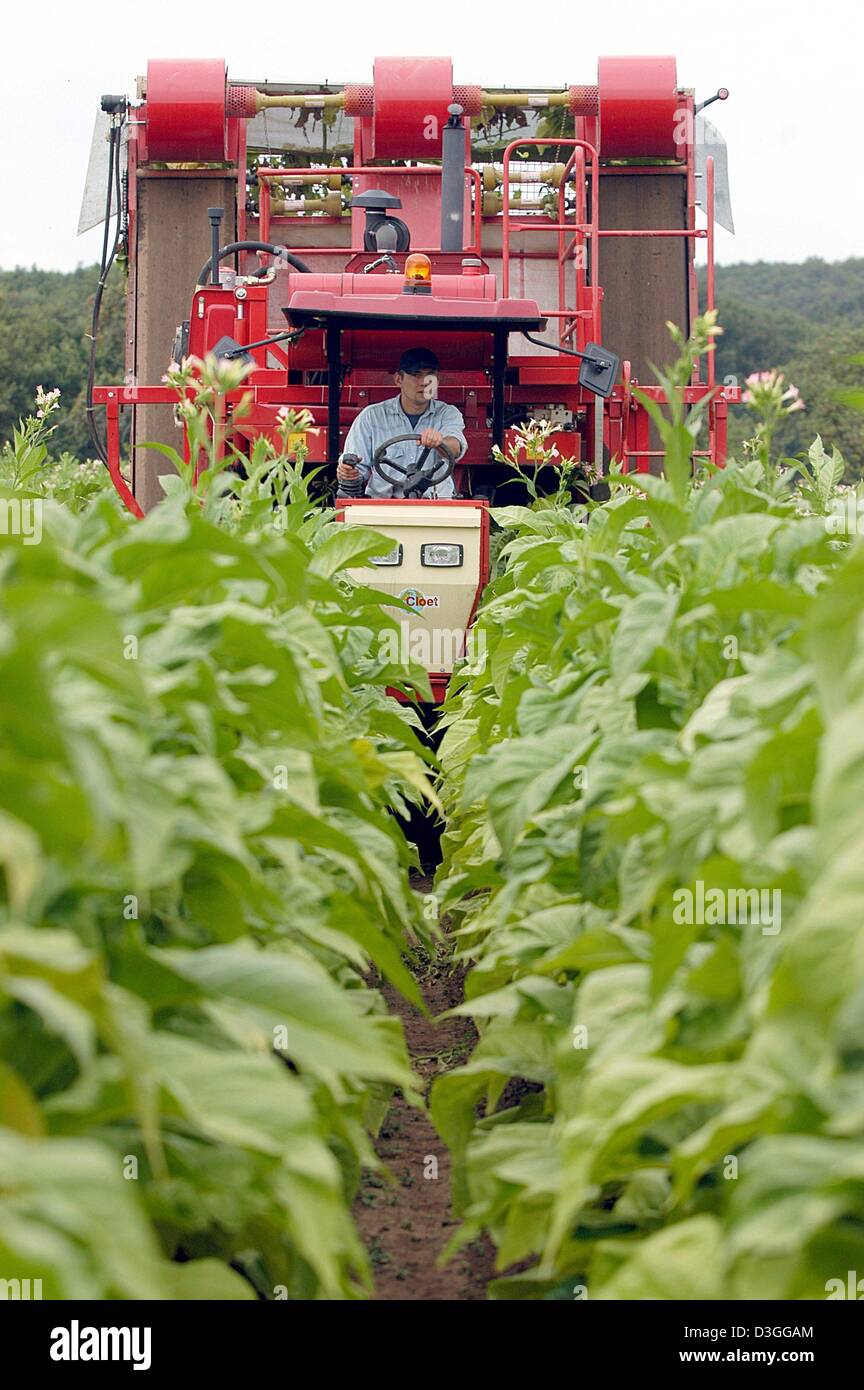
256;165;483;261
502;138;601;358
99;54;739;518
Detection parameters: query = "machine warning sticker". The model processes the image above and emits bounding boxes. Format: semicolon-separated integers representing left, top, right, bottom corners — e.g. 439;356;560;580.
398;588;441;609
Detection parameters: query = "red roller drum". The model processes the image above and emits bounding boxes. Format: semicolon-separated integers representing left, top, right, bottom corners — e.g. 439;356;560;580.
147;58;227;162
597;55;679;159
372;56;453;159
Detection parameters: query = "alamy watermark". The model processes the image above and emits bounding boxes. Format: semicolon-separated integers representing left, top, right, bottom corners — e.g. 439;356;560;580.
378;621;486;671
0;1276;42;1299
50;1321;151;1370
0;497;42;545
825;496;864;537
825;1271;864;1299
672;880;781;936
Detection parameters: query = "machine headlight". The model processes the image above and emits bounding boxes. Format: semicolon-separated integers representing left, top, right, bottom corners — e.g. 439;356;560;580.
421;543;463;567
371;542;403;566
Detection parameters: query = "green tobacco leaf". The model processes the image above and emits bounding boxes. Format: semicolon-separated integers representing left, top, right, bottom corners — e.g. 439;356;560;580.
149;1033;319;1158
592;1217;725;1300
611;591;678;681
167;1259;258;1300
464;727;591;854
0;1129;168;1299
0;928;103;1067
0;1063;44;1135
701;579;810;618
309;526;398;577
156;945;414;1087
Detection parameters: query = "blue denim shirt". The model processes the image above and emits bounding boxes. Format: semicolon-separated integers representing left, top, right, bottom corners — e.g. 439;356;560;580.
341;395;467;498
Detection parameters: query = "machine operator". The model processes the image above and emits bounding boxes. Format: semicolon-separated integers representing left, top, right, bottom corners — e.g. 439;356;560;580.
335;347;466;499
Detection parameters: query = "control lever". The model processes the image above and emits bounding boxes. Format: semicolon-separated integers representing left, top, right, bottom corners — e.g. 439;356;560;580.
695;88;729;114
363;254;398;274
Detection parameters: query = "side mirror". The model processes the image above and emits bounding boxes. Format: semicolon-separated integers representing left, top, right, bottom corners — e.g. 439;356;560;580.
577;342;619;398
520;330;619;397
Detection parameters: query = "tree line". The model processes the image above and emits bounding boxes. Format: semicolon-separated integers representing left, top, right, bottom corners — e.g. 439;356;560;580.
0;265;126;460
705;259;864;471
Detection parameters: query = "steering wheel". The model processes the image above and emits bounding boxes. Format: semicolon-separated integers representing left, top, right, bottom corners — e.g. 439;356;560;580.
371;434;455;496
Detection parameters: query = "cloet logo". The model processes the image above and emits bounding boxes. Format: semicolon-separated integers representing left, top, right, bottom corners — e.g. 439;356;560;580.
398;588;440;609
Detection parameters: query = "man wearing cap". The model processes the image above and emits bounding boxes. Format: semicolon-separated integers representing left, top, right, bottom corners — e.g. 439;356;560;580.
336;348;466;499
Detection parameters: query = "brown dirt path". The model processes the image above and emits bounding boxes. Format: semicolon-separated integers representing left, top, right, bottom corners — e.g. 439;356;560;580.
352;879;495;1301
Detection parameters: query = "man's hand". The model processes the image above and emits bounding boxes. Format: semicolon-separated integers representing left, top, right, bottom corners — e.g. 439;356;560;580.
418;427;444;449
337;459;359;481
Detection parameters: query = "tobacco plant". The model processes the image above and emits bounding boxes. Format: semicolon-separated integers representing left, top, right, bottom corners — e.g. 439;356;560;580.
0;380;433;1299
432;318;864;1299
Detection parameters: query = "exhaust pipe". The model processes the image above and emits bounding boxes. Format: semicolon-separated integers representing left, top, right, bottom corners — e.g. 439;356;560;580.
207;206;224;286
440;104;465;254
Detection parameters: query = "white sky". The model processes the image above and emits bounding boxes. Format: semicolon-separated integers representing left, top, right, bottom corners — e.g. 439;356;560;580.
1;0;860;271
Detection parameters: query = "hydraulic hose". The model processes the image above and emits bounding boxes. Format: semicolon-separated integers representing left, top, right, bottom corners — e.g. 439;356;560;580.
86;114;125;466
196;241;311;286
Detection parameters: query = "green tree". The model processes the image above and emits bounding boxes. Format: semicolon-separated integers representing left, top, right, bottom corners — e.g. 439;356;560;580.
0;265;125;459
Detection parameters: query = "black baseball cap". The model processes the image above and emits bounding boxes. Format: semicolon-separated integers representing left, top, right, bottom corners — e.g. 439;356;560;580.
397;347;439;375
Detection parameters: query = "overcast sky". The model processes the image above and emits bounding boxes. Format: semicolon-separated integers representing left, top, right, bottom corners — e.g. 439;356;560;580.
1;0;860;271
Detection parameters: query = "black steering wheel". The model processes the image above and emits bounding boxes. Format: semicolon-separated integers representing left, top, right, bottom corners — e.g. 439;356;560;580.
371;434;455;496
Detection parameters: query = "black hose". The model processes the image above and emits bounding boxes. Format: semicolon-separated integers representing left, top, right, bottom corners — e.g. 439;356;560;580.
196;241;311;286
86;116;124;466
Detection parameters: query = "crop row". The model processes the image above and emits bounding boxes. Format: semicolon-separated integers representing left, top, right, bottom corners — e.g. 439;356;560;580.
431;323;864;1299
0;396;432;1299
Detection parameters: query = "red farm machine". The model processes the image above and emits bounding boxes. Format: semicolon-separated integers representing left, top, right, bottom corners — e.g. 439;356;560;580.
83;53;737;698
